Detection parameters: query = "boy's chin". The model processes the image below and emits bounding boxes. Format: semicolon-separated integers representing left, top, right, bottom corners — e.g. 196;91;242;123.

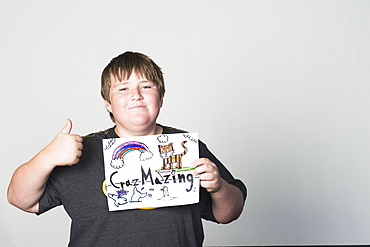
115;112;160;132
130;115;154;125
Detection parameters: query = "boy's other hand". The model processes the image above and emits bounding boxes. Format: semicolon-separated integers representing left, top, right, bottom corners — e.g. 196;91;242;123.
191;158;222;194
42;119;83;167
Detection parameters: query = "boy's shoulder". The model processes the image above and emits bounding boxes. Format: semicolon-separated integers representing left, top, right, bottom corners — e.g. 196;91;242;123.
161;125;188;134
83;127;115;140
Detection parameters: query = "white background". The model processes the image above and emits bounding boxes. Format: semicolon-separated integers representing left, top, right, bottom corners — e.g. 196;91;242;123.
1;1;369;246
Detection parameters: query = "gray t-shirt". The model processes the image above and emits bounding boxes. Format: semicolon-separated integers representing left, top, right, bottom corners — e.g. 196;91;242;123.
38;125;247;247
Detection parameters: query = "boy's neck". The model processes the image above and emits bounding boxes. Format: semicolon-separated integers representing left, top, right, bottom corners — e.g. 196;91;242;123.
114;124;162;138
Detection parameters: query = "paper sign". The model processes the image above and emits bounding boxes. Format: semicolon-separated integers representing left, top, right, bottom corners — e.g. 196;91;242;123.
103;132;199;211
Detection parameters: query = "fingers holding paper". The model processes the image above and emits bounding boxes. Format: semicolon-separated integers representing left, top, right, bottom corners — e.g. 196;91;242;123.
191;158;222;193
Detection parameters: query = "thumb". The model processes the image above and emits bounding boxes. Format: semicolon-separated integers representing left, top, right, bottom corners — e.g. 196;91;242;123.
60;119;73;134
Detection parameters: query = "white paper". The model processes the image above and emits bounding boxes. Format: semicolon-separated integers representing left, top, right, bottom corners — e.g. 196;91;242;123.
102;132;199;211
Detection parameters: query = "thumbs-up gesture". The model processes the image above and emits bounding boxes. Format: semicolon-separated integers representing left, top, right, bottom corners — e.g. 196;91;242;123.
42;119;83;167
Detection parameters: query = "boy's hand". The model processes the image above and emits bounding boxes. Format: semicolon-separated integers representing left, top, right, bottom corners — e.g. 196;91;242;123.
191;158;222;193
42;119;83;167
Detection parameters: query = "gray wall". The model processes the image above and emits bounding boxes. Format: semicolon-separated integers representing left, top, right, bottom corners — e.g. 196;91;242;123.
1;0;369;246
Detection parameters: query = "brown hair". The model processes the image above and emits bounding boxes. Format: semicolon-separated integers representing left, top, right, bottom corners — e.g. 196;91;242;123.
101;51;165;122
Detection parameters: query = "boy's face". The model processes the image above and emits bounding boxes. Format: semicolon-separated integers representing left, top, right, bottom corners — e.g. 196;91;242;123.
104;72;163;135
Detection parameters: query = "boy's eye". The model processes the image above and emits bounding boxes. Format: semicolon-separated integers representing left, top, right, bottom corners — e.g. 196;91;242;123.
142;85;151;89
119;87;128;91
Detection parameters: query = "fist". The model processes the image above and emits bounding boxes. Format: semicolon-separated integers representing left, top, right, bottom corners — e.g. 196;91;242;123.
191;158;222;193
43;119;83;167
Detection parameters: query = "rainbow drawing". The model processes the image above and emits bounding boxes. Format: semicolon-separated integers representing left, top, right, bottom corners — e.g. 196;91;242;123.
110;141;153;169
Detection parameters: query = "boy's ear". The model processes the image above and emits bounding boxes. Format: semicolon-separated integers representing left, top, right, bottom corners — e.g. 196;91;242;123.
104;100;113;113
159;93;164;108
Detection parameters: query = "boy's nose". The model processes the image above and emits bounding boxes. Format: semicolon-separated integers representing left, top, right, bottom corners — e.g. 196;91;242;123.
130;89;143;100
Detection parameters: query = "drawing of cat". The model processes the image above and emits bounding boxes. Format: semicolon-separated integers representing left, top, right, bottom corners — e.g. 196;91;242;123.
158;141;187;170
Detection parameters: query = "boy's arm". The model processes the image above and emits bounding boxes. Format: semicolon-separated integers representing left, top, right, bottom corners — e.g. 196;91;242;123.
191;158;245;224
207;178;245;224
7;120;83;213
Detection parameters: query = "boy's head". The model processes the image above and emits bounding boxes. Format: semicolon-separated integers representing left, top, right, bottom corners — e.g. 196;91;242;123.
101;51;165;122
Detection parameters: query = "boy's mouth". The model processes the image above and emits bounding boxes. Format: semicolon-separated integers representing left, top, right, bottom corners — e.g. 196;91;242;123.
128;105;146;110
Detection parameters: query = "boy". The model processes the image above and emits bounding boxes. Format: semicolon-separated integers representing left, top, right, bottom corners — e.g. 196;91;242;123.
8;51;247;246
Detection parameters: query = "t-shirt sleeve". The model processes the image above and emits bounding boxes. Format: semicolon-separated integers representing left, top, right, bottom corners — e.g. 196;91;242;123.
198;141;247;222
37;171;63;215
